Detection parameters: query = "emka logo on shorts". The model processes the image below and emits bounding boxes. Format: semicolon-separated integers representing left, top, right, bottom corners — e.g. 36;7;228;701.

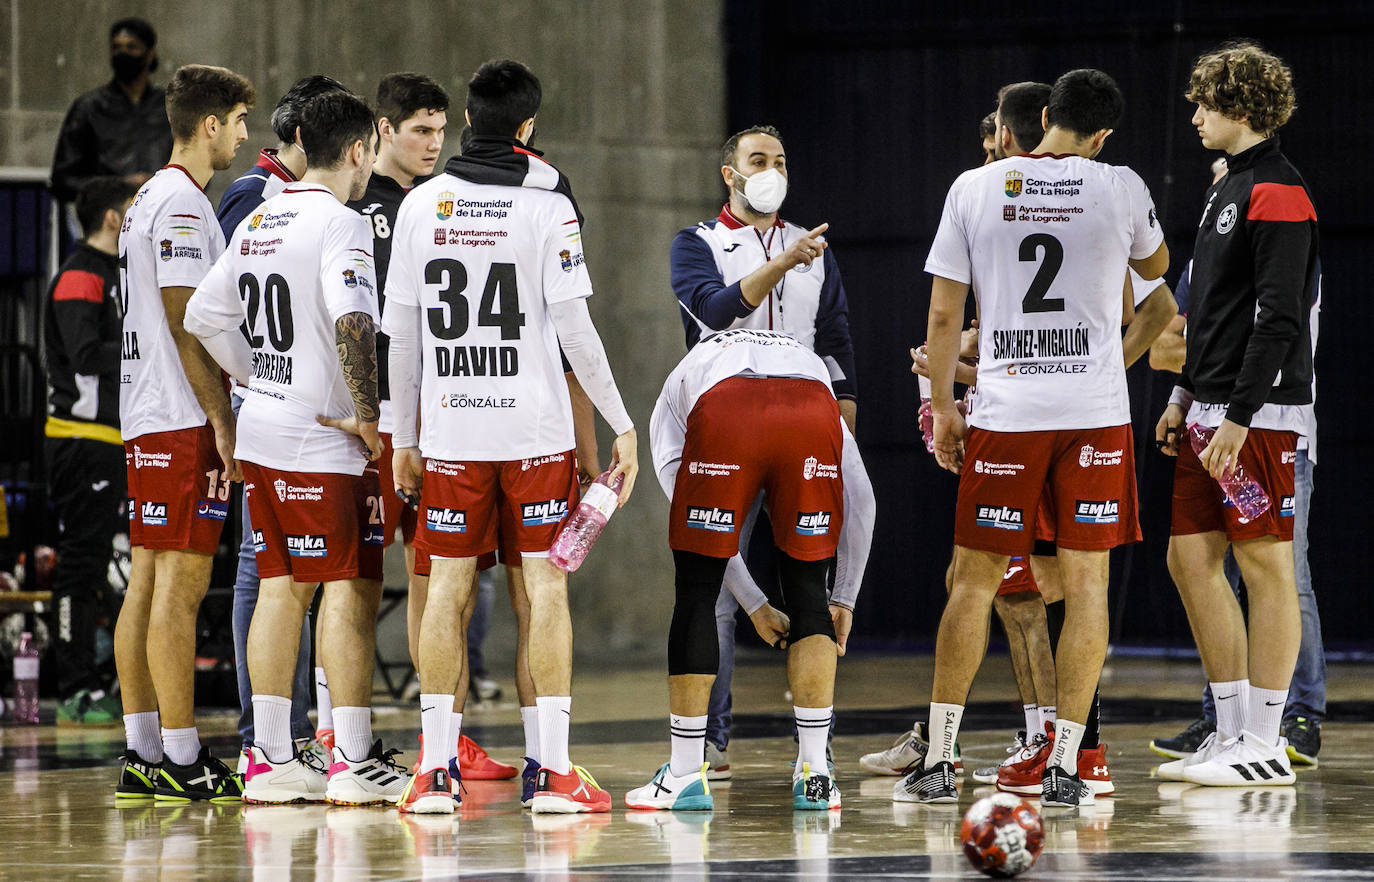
287;534;327;558
197;500;229;521
140;501;168;526
973;459;1024;476
795;511;832;536
1078;444;1122;468
127;499;135;521
522;499;569;526
1280;495;1295;518
1074;499;1119;524
251;529;266;553
975;505;1024;531
802;456;839;481
686;506;736;533
426;507;467;533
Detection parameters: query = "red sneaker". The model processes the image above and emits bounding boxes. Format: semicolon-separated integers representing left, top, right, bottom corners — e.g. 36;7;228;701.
458;735;518;780
997;723;1055;796
530;765;611;814
316;728;335;753
398;767;454;814
1077;742;1114;796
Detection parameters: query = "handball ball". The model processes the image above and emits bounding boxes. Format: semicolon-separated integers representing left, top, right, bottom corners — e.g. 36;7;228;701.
961;791;1044;878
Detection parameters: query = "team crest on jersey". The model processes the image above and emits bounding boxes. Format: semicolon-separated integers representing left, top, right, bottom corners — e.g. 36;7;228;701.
1004;205;1017;222
240;239;250;255
1216;203;1238;234
1079;445;1094;468
342;269;358;288
802;456;839;481
159;239;173;261
560;249;573;272
248;213;263;231
434;228;446;245
1004;170;1023;198
436;191;455;220
274;479;287;502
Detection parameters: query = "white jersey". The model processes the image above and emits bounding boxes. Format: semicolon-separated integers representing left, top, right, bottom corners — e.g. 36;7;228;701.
382;174;591;461
187;184;379;475
118;165;225;440
927;155;1163;432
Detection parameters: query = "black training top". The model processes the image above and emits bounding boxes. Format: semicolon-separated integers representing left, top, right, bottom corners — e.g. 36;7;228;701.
51;81;173;204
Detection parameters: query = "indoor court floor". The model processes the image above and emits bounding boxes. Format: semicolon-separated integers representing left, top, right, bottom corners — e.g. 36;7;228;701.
2;654;1372;880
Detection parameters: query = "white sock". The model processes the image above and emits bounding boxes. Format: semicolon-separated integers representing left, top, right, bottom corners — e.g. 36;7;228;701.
419;694;452;774
315;667;333;731
161;726;202;767
794;706;832;773
1211;678;1249;741
536;695;572;775
1023;704;1039;737
668;713;708;777
252;694;293;763
924;702;963;770
333;706;372;762
521;706;540;762
124;711;162;762
1248;685;1288;747
1049;719;1085;774
1038;705;1057;734
448;712;464;766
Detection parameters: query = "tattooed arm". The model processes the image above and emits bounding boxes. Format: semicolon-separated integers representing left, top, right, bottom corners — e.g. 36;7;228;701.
315;310;382;461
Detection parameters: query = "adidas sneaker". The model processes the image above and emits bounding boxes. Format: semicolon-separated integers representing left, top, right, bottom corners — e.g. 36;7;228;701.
325;740;407;805
1181;731;1295;787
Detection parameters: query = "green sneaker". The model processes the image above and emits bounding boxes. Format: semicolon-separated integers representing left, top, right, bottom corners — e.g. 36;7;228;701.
57;689;121;727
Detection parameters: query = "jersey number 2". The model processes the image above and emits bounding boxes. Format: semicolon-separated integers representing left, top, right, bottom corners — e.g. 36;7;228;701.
1019;233;1065;314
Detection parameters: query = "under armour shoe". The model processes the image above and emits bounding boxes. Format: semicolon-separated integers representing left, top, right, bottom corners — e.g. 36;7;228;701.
243;745;327;804
520;756;540;808
531;765;612;814
1041;764;1094;808
1150;717;1215;760
861;723;963;776
972;730;1042;784
792;761;841;810
1283;716;1320;767
398;767;454;814
1181;731;1295;787
155;746;245;803
458;734;518;779
1157;731;1228;781
115;749;160;799
892;760;958;804
999;737;1114;796
625;763;713;811
705;742;731;781
1077;743;1114;796
326;740;408;805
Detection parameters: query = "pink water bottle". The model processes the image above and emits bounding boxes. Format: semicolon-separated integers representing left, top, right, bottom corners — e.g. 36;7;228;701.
13;631;39;724
1187;424;1270;523
549;470;624;572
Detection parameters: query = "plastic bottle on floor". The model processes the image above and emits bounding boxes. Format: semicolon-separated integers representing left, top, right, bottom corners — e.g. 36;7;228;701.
13;631;39;724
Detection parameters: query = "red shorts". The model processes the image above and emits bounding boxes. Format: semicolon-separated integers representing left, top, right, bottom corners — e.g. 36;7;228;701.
373;433;419;548
670;376;843;562
241;463;384;582
955;425;1140;557
1170;428;1297;542
125;425;229;554
997;556;1039;596
415;452;575;561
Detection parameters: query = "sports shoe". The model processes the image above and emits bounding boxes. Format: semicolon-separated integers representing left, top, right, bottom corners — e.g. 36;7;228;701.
470;674;502;702
1283;716;1320;767
997;727;1114;796
297;737;330;770
520;756;540;808
792;762;841;810
861;723;962;776
115;749;159;799
458;735;518;779
315;728;335;753
892;760;958;804
397;767;454;814
531;765;611;814
705;742;731;780
1041;764;1093;807
1157;731;1227;782
972;729;1042;784
326;740;407;805
446;758;464;805
155;746;245;803
236;748;249;777
57;689;120;727
243;745;327;804
1181;731;1295;787
1076;743;1114;796
625;762;713;811
1150;717;1214;760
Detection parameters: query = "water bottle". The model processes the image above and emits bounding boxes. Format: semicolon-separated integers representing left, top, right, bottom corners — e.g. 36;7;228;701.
916;345;936;453
549;470;624;572
13;632;39;725
1187;424;1270;523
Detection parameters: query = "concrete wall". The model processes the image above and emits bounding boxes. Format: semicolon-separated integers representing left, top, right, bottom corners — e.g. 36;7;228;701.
0;0;727;665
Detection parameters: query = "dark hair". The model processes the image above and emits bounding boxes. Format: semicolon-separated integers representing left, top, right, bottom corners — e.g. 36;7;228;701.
299;91;376;169
721;124;784;169
75;176;137;236
110;17;156;49
377;73;449;128
979;112;996;139
465;60;541;137
997;81;1052;152
1045;69;1124;138
271;75;347;144
165;65;257;141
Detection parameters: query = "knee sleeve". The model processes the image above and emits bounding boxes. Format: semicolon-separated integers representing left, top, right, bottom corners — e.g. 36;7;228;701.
668;550;729;675
779;554;836;643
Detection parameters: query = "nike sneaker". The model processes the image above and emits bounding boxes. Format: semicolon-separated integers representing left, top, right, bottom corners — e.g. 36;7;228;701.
457;735;518;779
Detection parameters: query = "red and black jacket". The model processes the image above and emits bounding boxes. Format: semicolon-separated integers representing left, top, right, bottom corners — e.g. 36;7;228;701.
44;241;122;429
1181;136;1318;426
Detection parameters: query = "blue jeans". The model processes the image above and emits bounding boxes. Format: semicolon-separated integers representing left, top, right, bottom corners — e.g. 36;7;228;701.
467;568;496;679
1202;448;1324;723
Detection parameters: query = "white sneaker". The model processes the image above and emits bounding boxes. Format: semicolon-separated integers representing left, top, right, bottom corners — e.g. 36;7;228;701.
971;730;1041;784
860;727;925;775
704;743;731;781
1157;731;1228;781
1181;731;1295;787
624;763;713;811
793;762;841;810
325;740;408;805
243;746;327;804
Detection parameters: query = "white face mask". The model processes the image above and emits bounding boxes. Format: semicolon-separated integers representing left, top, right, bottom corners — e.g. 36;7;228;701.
733;167;787;215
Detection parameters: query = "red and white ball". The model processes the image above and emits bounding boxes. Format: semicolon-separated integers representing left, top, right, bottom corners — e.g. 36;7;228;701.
960;791;1044;878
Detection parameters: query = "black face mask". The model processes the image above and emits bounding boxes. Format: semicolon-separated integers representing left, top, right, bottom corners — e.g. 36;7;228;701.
111;52;146;83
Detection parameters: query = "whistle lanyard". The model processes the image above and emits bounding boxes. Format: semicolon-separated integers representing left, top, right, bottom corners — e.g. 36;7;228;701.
754;225;785;330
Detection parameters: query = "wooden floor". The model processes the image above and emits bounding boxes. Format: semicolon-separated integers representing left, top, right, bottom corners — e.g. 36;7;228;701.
3;654;1372;880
